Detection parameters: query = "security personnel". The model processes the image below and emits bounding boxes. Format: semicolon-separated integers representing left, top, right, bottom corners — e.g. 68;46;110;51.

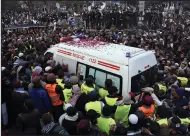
157;118;168;126
62;80;72;104
102;86;119;106
45;74;64;122
81;76;95;94
98;79;112;99
56;70;65;89
177;108;190;126
30;65;35;72
12;55;19;61
97;105;116;135
24;44;32;53
154;82;168;98
114;98;131;128
138;95;155;118
56;79;65;89
85;91;104;114
180;118;190;126
156;105;171;126
177;77;189;87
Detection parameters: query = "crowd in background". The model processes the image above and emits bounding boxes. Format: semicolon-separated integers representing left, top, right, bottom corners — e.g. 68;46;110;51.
1;1;190;136
1;1;175;29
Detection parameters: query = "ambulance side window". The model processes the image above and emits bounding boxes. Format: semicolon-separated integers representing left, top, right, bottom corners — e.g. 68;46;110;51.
95;70;107;87
107;74;120;93
89;68;95;77
78;63;86;79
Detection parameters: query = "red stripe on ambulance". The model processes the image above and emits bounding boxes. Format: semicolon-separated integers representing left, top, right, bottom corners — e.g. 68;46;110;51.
98;61;120;71
58;49;72;56
57;49;85;60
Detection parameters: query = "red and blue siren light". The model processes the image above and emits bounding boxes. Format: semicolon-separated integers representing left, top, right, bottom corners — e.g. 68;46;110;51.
126;52;131;57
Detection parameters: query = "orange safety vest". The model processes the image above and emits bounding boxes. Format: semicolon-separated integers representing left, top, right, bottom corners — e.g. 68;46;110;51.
138;104;155;118
45;84;63;106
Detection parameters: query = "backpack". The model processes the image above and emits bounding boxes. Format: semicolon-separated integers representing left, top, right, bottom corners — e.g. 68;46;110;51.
29;88;52;114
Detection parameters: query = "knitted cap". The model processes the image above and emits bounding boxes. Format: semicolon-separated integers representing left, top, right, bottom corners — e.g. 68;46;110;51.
32;76;41;85
144;95;153;106
13;80;21;88
32;72;39;79
70;76;79;85
88;91;98;101
47;73;56;82
102;105;113;117
77;119;91;134
175;89;184;98
66;107;77;116
86;110;100;121
108;86;118;95
105;79;112;87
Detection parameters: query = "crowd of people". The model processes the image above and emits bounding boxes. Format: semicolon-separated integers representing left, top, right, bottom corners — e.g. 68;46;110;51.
2;1;167;29
1;1;190;136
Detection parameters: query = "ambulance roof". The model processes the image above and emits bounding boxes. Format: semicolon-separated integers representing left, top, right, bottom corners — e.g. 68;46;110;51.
54;39;146;66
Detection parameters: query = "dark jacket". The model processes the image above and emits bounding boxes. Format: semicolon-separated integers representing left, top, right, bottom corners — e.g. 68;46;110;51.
16;109;41;134
11;90;29;124
75;93;89;115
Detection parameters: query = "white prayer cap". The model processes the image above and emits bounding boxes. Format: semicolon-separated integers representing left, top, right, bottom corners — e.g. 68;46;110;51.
2;67;6;71
129;114;138;124
18;52;24;57
45;66;52;72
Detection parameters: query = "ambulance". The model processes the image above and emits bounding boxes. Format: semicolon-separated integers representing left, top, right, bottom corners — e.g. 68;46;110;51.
44;37;157;99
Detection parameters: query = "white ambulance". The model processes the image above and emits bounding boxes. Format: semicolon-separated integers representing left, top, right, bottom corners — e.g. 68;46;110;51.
45;38;157;99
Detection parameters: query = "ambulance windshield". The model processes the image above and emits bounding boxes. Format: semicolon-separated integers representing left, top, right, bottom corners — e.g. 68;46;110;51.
131;65;157;94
